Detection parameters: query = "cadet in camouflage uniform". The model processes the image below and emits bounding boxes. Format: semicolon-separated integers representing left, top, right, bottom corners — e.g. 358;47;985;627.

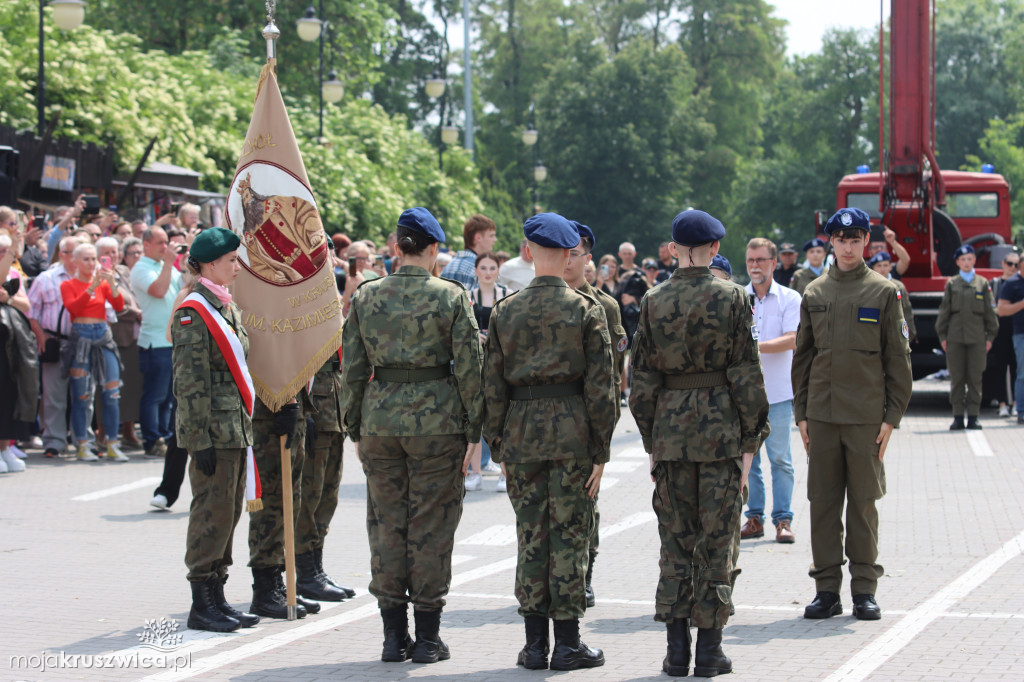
789;238;828;294
248;394;318;619
294;353;355;602
935;244;999;430
564;220;627;610
483;213;616;672
629;210;769;678
342;207;483;665
172;228;260;633
794;208;912;623
869;252;916;343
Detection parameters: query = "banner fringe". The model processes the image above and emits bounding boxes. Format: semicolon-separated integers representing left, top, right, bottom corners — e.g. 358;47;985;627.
252;324;345;412
247;499;264;513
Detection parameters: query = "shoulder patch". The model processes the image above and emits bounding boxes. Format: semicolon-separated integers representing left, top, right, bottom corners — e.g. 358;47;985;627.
179;315;192;325
896;289;902;300
616;336;628;353
902;320;909;338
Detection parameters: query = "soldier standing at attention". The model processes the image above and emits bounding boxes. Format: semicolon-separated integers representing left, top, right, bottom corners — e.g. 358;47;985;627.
483;213;616;672
790;238;828;294
342;207;484;664
629;210;769;678
172;227;260;633
793;207;912;622
294;354;355;602
564;220;628;609
935;244;999;430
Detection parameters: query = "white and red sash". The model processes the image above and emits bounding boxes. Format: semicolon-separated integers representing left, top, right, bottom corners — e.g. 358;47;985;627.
178;292;263;512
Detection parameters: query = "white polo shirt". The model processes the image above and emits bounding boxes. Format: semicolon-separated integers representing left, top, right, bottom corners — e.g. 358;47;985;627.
745;278;802;405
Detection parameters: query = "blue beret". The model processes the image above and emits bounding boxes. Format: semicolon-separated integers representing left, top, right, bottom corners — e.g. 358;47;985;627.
397;207;446;243
189;227;240;264
710;254;732;276
571;221;596;249
867;251;891;267
824;207;871;235
672;210;725;247
803;238;827;252
954;244;976;258
523;213;580;249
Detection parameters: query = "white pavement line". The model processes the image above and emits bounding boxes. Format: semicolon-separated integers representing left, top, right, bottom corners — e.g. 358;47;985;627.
451;554;476;566
617;447;648;459
450;557;519;587
72;476;162;501
824;529;1024;682
601;511;657;537
601;476;620;490
458;524;517;546
604;460;642;473
966;430;995;457
943;611;1024;619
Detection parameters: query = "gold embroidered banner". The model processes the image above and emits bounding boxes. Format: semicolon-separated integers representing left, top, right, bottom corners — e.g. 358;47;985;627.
225;62;342;411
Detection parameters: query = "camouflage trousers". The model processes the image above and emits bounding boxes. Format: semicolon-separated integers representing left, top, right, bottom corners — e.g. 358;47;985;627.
506;458;593;620
296;430;344;555
588;492;600;557
185;448;246;582
359;434;465;612
248;417;307;570
652;458;741;629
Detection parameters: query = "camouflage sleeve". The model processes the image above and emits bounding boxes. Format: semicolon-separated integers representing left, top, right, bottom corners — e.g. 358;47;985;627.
882;286;913;426
726;291;769;454
934;280;952;341
627;297;659;453
340;292;371;441
983;283;1000;341
171;308;213;451
452;288;484;442
582;302;615;463
481;313;508;460
791;296;814;424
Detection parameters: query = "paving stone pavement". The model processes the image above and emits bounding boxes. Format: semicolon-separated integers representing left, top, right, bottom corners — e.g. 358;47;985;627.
1;381;1023;681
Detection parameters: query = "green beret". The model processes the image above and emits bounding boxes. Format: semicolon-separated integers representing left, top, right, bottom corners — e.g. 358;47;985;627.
189;227;240;263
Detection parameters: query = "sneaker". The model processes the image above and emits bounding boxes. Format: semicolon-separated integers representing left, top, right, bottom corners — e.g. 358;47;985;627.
107;443;129;462
495;474;507;493
145;438;167;458
999;404;1011;417
482;460;502;475
0;456;7;474
150;494;169;510
465;473;483;491
44;448;59;458
77;444;99;462
23;436;43;449
9;445;28;459
1;448;26;472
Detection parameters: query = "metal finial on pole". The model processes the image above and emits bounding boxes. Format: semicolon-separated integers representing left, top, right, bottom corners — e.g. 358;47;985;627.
263;0;279;62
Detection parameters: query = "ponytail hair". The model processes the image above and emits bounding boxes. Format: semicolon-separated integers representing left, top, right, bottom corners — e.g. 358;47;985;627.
395;225;435;256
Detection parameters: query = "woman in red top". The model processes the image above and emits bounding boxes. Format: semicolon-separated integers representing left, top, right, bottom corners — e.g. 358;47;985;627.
60;242;126;461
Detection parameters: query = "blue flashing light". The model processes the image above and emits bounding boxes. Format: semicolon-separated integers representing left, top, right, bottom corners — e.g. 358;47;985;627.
856;165;870;174
981;163;995;173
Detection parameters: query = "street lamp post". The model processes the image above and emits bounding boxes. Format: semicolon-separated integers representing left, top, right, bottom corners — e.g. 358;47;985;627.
297;2;344;143
38;0;86;137
522;105;541;213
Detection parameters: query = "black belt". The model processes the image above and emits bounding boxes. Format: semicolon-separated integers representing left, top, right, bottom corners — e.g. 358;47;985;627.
373;364;452;383
663;371;727;390
509;380;584;400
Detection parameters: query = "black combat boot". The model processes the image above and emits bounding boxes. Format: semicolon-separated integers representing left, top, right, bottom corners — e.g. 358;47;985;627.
693;628;732;678
250;566;306;619
315;547;356;598
410;609;450;663
966;415;982;430
950;415;965;430
662;618;692;677
517;615;550;669
272;568;321;614
213;575;260;628
549;619;605;671
380;606;414;662
296;551;348;601
585;551;596;608
187;579;241;632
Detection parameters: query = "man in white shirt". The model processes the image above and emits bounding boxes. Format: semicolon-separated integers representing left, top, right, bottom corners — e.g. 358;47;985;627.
741;238;802;543
497;238;535;292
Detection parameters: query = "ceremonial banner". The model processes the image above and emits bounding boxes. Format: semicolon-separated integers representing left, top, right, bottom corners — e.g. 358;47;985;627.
225;62;342;411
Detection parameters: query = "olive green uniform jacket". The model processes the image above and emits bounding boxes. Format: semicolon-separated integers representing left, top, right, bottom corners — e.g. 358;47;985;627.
790;266;822;295
935;274;999;346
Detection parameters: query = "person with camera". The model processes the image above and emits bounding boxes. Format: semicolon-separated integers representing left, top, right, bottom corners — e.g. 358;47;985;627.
60;242;126;462
131;226;184;458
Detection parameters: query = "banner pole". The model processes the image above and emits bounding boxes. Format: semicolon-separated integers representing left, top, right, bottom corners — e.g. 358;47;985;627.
280;434;298;620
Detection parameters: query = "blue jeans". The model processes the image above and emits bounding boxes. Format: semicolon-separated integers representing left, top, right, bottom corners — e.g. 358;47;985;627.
69;323;120;442
1014;334;1024;411
745;400;795;525
139;346;175;449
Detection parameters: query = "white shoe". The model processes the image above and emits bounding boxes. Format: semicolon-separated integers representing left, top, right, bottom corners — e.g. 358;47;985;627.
1;448;26;473
465;473;483;491
25;436;43;449
0;454;8;474
999;405;1011;417
77;443;99;462
10;445;28;459
106;443;129;462
481;460;502;475
150;494;169;510
495;474;507;493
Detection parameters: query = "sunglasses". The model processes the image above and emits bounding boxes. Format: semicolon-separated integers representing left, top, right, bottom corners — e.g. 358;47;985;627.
1006;261;1020;268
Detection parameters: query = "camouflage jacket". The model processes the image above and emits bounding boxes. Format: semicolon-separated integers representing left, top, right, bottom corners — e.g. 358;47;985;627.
792;261;912;426
308;354;343;433
341;265;484;441
171;282;253;451
482;275;616;464
935;273;999;345
629;266;769;460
